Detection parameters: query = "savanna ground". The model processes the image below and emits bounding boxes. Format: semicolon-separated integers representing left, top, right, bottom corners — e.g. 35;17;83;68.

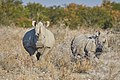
0;25;120;80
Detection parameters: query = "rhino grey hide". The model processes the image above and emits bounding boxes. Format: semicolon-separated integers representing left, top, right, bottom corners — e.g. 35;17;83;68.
23;21;55;60
23;28;38;56
71;33;104;60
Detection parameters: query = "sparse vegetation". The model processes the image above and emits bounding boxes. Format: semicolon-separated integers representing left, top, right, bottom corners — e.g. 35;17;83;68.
0;25;120;80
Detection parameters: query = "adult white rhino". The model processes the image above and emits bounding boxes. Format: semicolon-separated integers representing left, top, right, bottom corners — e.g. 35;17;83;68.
71;31;106;61
23;21;55;60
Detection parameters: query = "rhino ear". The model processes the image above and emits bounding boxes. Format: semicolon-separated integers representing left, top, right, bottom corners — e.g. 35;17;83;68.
32;21;37;27
95;30;100;37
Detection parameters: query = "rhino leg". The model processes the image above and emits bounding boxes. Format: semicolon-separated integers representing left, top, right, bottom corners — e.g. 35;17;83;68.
31;51;38;63
88;51;100;65
86;51;94;65
37;48;50;60
43;48;50;57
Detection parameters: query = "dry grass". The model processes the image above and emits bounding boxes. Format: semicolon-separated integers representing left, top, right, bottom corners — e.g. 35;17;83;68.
0;26;120;80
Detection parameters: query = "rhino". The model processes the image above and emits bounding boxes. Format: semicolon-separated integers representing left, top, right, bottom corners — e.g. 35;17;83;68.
23;21;55;60
71;31;106;61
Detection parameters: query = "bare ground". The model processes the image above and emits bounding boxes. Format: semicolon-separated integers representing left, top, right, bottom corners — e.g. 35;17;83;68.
0;26;120;80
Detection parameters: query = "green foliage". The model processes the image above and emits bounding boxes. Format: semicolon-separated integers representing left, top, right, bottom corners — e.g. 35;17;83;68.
111;2;120;11
0;0;119;29
48;6;65;24
15;17;31;27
